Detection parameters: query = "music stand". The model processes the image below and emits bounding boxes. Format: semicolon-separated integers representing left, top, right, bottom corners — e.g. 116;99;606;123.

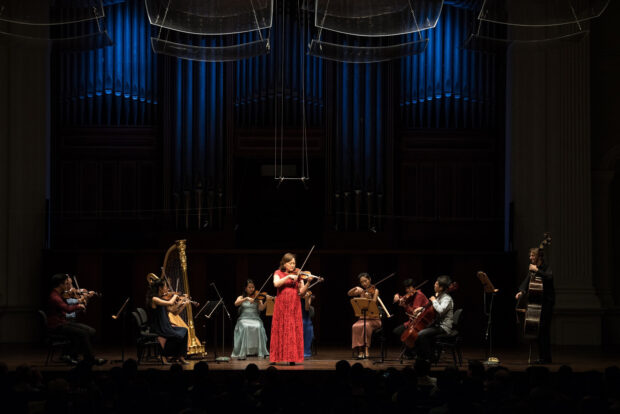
265;296;275;317
477;271;500;365
206;282;232;363
111;297;130;363
351;298;380;360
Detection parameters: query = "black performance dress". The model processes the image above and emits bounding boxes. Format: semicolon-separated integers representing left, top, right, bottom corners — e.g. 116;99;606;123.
149;304;188;357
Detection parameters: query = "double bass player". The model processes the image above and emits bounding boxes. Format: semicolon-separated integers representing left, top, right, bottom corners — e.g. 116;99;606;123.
515;247;554;364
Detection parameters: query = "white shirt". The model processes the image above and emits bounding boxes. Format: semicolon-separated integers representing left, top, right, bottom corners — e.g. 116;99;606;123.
432;292;454;334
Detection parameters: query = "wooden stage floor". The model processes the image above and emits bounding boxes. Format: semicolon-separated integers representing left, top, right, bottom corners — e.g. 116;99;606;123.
2;344;619;372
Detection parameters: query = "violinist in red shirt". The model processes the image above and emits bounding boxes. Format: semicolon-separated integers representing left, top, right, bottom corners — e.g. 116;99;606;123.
392;278;429;359
46;273;106;366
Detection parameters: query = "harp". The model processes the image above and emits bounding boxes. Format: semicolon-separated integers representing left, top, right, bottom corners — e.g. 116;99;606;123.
162;239;206;357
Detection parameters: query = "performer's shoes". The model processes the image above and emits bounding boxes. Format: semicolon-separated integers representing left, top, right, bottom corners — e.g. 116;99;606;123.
533;359;552;365
93;358;107;366
60;355;79;365
178;358;190;366
289;362;296;366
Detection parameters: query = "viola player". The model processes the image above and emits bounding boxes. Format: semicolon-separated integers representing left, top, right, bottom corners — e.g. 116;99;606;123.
348;273;382;359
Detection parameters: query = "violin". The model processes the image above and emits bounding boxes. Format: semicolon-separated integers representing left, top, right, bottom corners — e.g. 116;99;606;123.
62;288;101;300
250;291;272;302
396;280;428;306
359;284;376;299
162;290;199;307
287;268;323;282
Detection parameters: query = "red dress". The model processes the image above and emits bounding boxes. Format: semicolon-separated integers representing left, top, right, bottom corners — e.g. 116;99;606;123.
269;269;304;363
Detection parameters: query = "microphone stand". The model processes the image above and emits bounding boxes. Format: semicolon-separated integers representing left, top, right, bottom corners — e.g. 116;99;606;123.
210;282;231;362
111;297;130;363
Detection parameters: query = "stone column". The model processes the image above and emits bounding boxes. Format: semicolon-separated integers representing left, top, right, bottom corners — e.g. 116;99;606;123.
0;1;50;342
508;35;602;345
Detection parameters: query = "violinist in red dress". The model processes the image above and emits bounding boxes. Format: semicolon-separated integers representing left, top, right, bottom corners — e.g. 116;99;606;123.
269;253;310;365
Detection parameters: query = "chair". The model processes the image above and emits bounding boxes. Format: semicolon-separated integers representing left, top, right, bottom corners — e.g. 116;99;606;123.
131;308;163;364
371;326;387;363
37;310;71;366
434;308;464;367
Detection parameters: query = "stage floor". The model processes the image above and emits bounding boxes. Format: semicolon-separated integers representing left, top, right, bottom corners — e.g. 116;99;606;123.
1;344;619;372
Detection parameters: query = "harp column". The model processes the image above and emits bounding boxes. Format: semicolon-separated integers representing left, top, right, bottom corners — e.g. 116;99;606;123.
177;240;206;356
508;33;602;345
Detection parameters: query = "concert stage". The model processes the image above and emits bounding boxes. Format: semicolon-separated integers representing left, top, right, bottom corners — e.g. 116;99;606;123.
2;345;619;373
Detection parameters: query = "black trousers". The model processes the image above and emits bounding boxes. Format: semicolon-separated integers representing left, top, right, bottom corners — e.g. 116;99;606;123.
538;302;554;361
53;322;96;361
415;326;445;361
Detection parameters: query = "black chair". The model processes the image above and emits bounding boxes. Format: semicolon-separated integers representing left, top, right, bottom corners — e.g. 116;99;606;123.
434;308;464;367
371;326;387;363
37;310;71;366
131;308;163;364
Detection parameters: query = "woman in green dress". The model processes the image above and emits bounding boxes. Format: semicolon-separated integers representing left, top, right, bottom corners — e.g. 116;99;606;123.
231;279;270;360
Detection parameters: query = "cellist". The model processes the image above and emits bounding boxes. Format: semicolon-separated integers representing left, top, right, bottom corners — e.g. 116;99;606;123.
412;275;454;362
392;278;429;359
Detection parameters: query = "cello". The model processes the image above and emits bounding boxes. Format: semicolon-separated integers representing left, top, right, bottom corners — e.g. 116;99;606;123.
400;281;458;348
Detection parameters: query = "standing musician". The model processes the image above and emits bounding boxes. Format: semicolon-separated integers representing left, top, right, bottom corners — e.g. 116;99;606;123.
269;253;310;365
412;275;454;362
348;273;382;359
515;247;554;364
301;290;315;358
146;277;189;364
392;278;429;359
231;279;270;360
46;273;106;366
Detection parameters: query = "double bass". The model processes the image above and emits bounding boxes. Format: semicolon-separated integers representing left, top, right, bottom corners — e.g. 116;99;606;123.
517;232;552;339
400;282;458;348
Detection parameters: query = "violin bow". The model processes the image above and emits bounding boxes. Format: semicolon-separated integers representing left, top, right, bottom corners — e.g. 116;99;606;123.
307;276;324;290
72;274;80;291
257;273;273;294
296;245;315;274
374;272;396;287
414;280;428;290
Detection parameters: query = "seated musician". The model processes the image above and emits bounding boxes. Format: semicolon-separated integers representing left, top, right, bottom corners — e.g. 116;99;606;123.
392;278;429;359
413;275;454;362
231;279;270;360
348;273;382;359
46;273;105;366
62;276;95;362
63;277;96;322
146;278;189;364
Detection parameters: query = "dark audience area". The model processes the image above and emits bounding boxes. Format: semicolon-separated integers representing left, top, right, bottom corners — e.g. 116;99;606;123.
1;360;619;414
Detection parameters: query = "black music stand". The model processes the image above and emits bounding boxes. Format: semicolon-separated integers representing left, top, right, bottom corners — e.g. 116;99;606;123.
111;297;130;363
205;282;232;363
477;272;499;365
